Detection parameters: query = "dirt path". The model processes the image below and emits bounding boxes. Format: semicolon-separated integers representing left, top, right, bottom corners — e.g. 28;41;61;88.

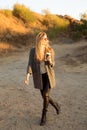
0;41;87;130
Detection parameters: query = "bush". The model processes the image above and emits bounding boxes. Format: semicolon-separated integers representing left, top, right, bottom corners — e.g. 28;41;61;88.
42;14;69;38
82;29;87;35
72;20;87;38
71;31;82;41
82;20;87;35
13;4;35;23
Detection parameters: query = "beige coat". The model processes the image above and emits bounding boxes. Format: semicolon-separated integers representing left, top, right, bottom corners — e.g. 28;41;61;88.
27;48;56;90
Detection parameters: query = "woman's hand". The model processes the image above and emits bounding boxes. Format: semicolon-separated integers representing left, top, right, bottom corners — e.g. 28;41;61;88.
46;54;52;63
46;55;51;62
25;79;29;86
25;73;30;86
46;53;51;61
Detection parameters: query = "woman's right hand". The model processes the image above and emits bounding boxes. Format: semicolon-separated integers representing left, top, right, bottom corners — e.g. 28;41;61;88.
25;79;29;86
25;73;30;86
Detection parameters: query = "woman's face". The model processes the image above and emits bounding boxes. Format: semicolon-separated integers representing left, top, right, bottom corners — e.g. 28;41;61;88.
41;35;48;47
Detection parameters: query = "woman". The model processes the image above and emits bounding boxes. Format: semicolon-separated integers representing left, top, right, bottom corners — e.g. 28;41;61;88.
25;32;60;126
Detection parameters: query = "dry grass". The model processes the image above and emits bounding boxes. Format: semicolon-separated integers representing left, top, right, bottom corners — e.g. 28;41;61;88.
0;6;86;54
0;10;45;54
0;13;30;33
0;12;33;53
0;42;16;52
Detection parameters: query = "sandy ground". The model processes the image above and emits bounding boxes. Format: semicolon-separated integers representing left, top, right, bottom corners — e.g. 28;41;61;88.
0;40;87;130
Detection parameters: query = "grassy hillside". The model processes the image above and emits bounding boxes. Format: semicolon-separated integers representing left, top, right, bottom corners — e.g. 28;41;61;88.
0;4;87;53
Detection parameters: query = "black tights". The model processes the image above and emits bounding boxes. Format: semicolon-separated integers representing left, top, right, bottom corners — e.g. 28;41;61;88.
40;73;60;125
40;73;50;111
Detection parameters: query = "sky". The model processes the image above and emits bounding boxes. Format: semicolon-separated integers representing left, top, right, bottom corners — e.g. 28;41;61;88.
0;0;87;20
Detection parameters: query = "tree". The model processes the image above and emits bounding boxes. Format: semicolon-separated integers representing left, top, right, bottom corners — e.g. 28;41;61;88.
81;12;87;20
41;9;51;15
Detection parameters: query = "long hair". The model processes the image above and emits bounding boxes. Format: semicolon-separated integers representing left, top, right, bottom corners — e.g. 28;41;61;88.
35;32;54;61
35;32;47;61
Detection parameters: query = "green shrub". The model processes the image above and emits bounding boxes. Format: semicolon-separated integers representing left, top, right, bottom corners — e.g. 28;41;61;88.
13;4;35;23
42;19;49;27
71;31;82;41
42;14;69;38
73;23;82;31
47;26;60;39
82;29;87;35
34;30;42;36
72;20;87;38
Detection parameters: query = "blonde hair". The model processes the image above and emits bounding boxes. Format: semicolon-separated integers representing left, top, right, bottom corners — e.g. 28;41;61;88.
35;32;47;61
35;32;54;61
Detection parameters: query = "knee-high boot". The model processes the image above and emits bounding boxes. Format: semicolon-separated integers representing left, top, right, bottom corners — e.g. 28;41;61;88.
40;109;46;126
40;96;49;126
49;97;60;114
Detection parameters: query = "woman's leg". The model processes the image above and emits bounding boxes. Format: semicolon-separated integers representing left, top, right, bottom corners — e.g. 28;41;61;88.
49;97;60;114
40;73;50;125
40;73;60;125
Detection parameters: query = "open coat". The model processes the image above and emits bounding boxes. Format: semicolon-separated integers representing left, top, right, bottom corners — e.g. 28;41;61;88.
27;47;56;90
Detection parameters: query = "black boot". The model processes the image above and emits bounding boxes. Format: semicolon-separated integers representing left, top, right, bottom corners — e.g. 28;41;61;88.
49;98;60;114
40;109;46;126
40;96;49;126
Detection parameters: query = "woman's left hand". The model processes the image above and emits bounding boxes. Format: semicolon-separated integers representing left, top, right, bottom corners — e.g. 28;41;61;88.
46;55;52;62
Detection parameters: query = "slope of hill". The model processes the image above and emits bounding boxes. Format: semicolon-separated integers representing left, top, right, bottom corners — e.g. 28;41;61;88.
0;11;45;53
0;7;86;54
